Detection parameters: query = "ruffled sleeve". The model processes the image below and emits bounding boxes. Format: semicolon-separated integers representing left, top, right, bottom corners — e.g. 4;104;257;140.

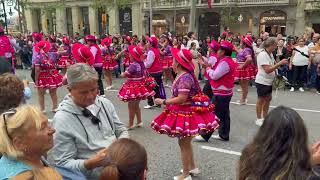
176;74;194;95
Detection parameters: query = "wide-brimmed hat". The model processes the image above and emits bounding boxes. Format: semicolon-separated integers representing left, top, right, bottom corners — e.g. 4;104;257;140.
32;32;43;42
85;35;97;42
101;38;112;47
35;41;51;53
241;35;253;48
209;40;220;52
62;36;70;45
128;45;144;62
220;41;234;52
147;36;158;47
171;48;194;72
72;43;94;66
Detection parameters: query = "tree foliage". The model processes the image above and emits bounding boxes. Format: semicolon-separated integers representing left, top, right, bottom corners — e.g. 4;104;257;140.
91;0;132;10
220;5;242;27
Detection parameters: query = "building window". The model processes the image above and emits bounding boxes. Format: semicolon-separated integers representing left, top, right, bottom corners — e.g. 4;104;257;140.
98;8;109;35
260;10;287;36
152;14;168;36
80;7;90;35
175;14;189;37
198;12;220;40
66;8;73;35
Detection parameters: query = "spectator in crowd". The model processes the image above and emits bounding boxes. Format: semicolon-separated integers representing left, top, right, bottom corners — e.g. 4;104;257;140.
273;38;289;79
253;38;263;56
262;32;269;41
200;36;211;57
239;106;320;180
0;73;31;114
290;37;310;92
99;138;147;180
255;37;288;126
0;106;57;179
309;36;320;94
276;33;283;42
181;36;189;50
186;32;200;50
49;63;128;179
0;106;86;179
307;33;320;89
190;42;201;80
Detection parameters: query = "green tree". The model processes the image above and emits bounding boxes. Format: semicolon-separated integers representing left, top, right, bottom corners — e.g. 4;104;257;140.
91;0;131;10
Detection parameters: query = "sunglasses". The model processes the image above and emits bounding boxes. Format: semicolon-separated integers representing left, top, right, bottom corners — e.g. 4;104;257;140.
2;109;17;138
82;108;101;129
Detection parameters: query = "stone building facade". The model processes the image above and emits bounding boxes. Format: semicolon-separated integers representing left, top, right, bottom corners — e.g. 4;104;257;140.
25;0;320;38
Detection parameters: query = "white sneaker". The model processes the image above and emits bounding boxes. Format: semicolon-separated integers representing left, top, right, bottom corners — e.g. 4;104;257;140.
290;87;295;92
135;122;143;128
105;85;113;91
255;119;264;126
143;105;154;109
173;175;192;180
317;91;320;95
180;168;201;176
193;135;207;142
237;88;242;92
299;87;304;92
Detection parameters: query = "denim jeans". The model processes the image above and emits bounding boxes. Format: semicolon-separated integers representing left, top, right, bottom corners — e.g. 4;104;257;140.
307;64;317;88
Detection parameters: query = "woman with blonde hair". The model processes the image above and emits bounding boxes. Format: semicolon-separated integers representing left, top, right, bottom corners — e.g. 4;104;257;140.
0;106;56;179
0;106;85;179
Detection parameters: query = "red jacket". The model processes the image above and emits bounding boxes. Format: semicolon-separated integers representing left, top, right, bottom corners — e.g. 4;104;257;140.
90;44;103;68
209;56;236;95
0;35;15;58
147;48;162;74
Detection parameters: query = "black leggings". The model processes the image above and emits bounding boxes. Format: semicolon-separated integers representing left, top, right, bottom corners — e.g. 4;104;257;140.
292;65;308;88
147;73;164;106
95;67;104;95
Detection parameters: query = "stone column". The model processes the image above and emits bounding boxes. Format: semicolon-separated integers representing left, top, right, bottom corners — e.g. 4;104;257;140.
188;0;197;32
108;4;120;35
88;6;98;35
72;6;81;34
41;9;48;34
294;1;306;36
132;2;143;36
56;7;68;34
25;8;39;33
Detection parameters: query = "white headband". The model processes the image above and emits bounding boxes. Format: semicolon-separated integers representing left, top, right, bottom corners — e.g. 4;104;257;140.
78;48;87;60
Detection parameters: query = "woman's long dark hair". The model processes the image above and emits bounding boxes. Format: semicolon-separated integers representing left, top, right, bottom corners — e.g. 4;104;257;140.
238;106;314;180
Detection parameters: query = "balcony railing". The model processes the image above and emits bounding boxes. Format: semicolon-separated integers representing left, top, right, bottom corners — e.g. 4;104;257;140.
305;0;320;11
143;0;290;9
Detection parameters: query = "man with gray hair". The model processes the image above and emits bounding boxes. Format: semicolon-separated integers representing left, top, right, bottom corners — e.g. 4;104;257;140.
49;63;129;179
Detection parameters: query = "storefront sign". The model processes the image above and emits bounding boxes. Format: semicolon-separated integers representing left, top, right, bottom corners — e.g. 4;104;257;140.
262;16;286;21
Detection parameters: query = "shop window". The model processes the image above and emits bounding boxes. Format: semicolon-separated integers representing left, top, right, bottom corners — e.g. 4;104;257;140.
260;10;287;36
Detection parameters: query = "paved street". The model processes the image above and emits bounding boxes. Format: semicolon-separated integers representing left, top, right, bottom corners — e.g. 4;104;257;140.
17;69;320;180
